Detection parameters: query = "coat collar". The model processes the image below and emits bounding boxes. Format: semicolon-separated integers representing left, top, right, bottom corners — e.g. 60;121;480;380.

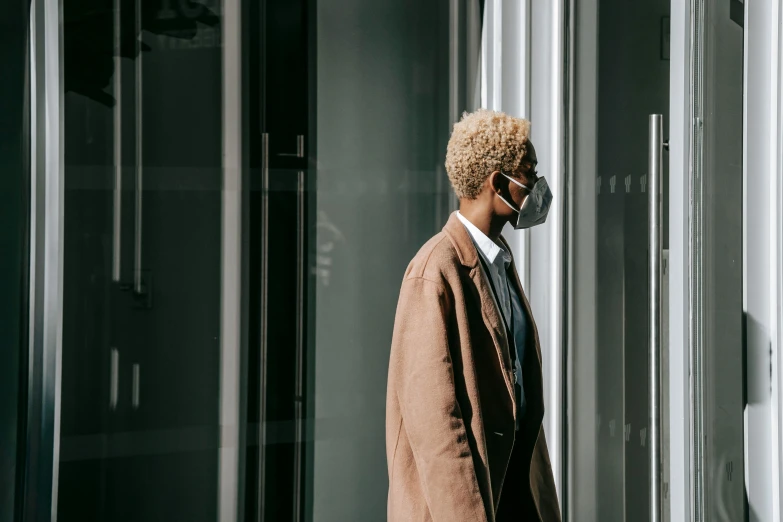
443;211;544;427
444;212;516;405
443;211;514;272
443;212;481;269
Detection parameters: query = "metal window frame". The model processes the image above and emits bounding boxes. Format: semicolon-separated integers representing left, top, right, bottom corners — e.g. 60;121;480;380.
218;0;245;520
20;0;64;521
667;0;693;520
564;0;597;519
687;0;706;519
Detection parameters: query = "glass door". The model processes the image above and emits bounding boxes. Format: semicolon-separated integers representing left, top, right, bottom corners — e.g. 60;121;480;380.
568;0;745;520
262;1;484;520
0;1;30;518
58;0;232;520
689;0;745;519
569;0;671;518
55;1;484;521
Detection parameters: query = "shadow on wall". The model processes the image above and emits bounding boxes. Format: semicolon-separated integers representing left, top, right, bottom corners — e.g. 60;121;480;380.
743;312;772;522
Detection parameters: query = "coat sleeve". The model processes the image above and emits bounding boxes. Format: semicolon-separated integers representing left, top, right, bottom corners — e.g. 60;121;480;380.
390;276;489;522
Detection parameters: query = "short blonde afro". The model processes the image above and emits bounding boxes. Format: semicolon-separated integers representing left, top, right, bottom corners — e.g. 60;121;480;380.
445;109;531;199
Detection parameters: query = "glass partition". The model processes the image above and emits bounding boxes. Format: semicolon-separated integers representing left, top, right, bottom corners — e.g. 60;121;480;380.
59;0;225;519
570;0;671;518
691;0;745;518
569;0;746;520
0;2;32;520
56;0;483;520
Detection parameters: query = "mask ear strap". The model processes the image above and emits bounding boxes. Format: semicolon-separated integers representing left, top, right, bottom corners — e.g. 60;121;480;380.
501;171;532;192
497;192;521;214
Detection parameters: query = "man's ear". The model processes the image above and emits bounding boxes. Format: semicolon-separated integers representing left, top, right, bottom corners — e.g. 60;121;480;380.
487;170;503;194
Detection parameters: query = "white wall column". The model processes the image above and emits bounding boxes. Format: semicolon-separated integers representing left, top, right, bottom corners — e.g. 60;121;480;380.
744;1;783;520
527;0;566;500
487;0;566;502
478;0;568;500
496;0;532;290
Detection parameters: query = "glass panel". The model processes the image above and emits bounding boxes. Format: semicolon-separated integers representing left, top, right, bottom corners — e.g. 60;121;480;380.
59;0;226;519
0;2;31;518
57;1;483;521
696;0;745;518
571;0;747;520
570;0;670;519
256;1;483;520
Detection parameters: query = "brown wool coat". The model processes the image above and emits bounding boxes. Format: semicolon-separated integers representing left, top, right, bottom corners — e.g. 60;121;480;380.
386;212;561;521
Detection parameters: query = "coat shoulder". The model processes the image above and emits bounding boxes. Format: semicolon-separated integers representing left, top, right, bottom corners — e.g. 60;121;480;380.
402;231;463;286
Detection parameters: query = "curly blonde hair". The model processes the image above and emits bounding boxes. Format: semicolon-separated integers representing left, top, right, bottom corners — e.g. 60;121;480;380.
445;109;531;199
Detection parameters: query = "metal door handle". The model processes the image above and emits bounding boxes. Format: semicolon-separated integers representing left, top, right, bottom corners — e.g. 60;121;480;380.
276;135;305;157
292;169;305;519
648;114;664;522
112;161;122;282
132;363;140;409
259;132;270;517
110;348;120;410
114;0;145;295
112;0;123;282
134;0;144;295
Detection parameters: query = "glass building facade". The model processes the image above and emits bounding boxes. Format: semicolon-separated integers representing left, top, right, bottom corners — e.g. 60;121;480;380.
4;0;783;521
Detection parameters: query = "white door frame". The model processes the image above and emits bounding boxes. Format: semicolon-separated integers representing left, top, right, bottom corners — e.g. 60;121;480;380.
744;1;783;520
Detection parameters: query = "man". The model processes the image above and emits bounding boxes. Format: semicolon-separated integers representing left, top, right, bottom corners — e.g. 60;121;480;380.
386;109;560;521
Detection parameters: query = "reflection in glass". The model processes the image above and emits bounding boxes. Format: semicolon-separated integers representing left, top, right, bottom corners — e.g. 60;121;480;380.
57;0;483;521
693;0;745;518
59;0;224;520
570;0;671;519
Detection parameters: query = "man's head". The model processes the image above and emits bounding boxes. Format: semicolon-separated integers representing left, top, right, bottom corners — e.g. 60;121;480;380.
445;109;540;229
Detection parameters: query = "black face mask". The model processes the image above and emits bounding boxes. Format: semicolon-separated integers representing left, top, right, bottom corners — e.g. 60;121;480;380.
497;173;553;230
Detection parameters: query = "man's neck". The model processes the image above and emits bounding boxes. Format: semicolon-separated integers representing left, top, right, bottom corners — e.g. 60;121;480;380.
458;203;506;240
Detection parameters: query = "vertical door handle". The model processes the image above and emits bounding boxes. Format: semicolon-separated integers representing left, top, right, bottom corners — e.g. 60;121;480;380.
114;0;145;294
648;114;664;522
132;363;140;410
259;132;270;520
113;0;146;296
110;348;120;410
112;135;123;283
292;169;305;520
112;0;123;282
112;0;122;282
133;0;144;295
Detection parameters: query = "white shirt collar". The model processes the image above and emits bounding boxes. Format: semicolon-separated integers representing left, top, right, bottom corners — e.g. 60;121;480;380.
456;211;511;266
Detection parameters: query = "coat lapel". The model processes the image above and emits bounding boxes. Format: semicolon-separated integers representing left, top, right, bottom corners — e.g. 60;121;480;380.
499;236;543;370
499;235;545;425
443;213;515;405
